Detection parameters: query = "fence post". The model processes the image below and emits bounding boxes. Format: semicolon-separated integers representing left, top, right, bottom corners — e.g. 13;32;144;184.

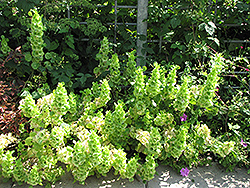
137;0;148;66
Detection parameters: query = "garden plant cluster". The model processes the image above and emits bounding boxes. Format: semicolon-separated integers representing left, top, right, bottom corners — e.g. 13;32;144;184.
0;0;250;187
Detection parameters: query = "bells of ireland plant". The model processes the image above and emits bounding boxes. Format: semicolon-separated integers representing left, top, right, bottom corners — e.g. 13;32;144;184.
28;9;45;70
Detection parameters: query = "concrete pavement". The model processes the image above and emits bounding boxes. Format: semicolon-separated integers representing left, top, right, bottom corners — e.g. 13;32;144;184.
0;162;249;188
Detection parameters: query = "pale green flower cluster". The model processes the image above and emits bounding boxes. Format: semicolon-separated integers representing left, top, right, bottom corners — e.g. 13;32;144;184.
146;62;162;98
19;82;69;129
29;9;45;69
137;155;156;181
124;50;137;84
102;101;128;148
166;125;189;159
0;35;11;55
2;38;237;187
197;54;224;107
154;111;174;127
94;37;111;77
173;77;190;112
212;140;235;158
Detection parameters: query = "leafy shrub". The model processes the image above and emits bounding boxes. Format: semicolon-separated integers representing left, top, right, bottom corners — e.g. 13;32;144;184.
1;38;248;186
0;0;250;185
1;0;249;93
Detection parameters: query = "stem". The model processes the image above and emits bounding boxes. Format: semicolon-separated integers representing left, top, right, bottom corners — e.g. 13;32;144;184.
215;91;228;108
20;71;34;94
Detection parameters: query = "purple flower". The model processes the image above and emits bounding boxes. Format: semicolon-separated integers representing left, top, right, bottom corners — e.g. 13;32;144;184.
241;138;247;147
180;113;187;122
240;46;243;49
180;167;189;177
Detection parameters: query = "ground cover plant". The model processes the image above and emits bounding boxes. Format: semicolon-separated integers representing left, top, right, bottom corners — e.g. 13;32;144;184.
0;37;249;187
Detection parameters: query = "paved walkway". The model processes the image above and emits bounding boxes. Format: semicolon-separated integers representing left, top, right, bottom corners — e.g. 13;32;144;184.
0;163;249;188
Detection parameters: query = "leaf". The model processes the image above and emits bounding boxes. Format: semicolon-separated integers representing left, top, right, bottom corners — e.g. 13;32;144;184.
65;35;75;50
208;21;216;29
77;73;85;77
146;47;155;54
184;32;193;43
44;37;50;48
171;42;184;50
198;23;206;31
59;27;69;33
25;137;32;146
205;26;214;36
152;100;157;107
31;91;41;99
3;10;11;17
16;0;41;12
59;74;70;83
65;68;74;77
45;52;52;60
80;76;87;84
85;74;92;78
171;43;178;49
20;90;31;97
38;66;46;72
24;52;32;62
31;62;40;69
207;37;220;46
205;24;215;36
64;48;74;56
170;17;181;29
76;73;92;85
46;40;59;51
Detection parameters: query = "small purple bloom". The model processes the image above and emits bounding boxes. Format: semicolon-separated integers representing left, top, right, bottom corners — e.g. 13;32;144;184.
180;113;187;122
180;167;189;177
241;138;247;147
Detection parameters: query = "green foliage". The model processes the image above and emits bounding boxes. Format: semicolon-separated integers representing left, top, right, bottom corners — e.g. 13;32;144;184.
137;155;156;182
17;0;41;13
96;146;112;176
173;77;190;112
197;54;224;108
1;0;250;185
27;165;43;186
0;35;11;55
1;0;250;93
2;38;248;186
1;150;16;179
13;159;26;183
29;9;45;70
146;0;250;70
120;156;138;181
102;101;129;148
0;1;112;91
